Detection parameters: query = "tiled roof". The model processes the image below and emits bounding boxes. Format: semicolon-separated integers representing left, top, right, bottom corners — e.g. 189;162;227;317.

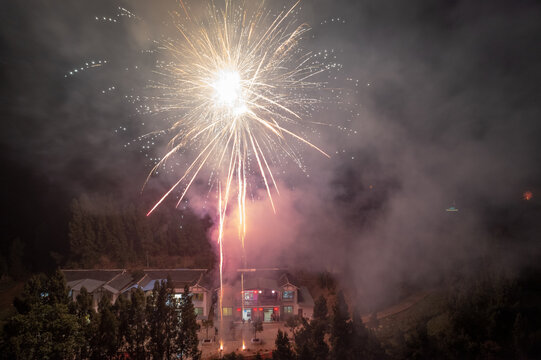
106;271;135;292
67;279;105;293
144;269;207;288
63;268;209;294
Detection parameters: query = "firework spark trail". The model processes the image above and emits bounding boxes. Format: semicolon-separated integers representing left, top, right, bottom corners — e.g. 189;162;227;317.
144;0;330;344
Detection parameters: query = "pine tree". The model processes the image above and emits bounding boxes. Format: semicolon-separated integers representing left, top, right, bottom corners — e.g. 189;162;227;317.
2;272;80;359
273;329;295;360
91;294;120;359
177;284;201;360
147;279;177;359
126;288;148;359
75;287;96;358
313;295;328;322
116;294;131;355
350;309;385;360
68;197;100;268
330;291;352;360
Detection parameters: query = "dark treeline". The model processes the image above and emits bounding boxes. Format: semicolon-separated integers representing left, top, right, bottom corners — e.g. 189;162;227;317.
67;193;215;269
267;273;540;360
271;293;387;360
0;193;215;279
379;269;541;360
0;271;201;359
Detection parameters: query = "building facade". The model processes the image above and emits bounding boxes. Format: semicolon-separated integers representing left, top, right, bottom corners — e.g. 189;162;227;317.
219;269;315;324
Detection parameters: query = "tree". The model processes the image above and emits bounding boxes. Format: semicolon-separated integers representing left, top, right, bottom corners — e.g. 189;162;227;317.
252;319;263;340
68;197;100;267
126;288;148;359
350;309;385;360
330;291;352;360
147;278;179;359
115;294;131;355
313;295;328;322
202;318;214;340
273;329;295;360
177;284;201;360
222;352;245;360
74;287;96;358
2;272;81;359
91;294;120;359
293;316;329;360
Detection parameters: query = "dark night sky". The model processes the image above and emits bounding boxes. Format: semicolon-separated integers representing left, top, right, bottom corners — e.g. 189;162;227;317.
1;0;541;305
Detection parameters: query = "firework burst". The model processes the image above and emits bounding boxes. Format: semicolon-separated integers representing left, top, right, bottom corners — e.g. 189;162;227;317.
141;0;330;340
145;0;329;219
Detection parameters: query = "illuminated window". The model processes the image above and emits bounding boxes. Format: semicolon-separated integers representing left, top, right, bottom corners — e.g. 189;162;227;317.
283;291;294;300
192;293;204;301
223;307;232;316
194;307;204;315
284;306;293;313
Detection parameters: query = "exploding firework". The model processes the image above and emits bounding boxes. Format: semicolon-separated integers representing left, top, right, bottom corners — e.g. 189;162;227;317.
141;0;330;338
145;0;328;217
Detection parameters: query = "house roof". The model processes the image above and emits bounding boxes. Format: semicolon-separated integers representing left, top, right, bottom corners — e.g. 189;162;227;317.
143;269;207;289
234;270;300;290
121;269;210;293
106;271;135;292
67;279;105;293
63;268;209;294
62;269;123;283
298;286;315;307
278;273;299;288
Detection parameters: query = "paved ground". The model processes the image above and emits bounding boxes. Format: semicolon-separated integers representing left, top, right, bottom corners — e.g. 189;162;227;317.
200;321;287;359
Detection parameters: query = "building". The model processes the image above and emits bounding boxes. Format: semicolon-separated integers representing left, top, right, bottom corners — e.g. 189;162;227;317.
63;269;133;309
62;268;214;319
219;269;315;324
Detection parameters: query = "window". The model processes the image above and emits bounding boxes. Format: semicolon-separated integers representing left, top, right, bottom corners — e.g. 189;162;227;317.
284;306;293;313
283;290;294;300
192;293;204;301
194;307;204;315
223;307;232;316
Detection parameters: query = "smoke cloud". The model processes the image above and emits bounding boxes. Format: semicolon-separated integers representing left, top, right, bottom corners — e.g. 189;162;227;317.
2;0;541;308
